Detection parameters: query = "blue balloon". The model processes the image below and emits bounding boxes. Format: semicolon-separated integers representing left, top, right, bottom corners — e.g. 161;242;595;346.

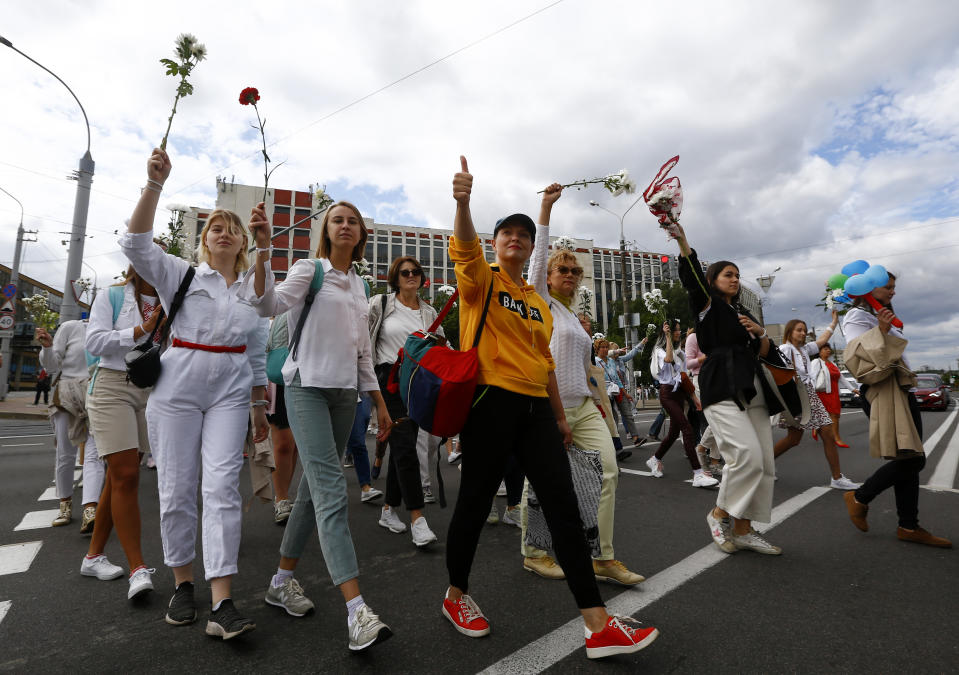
863;264;889;287
844;274;872;296
834;292;851;304
841;260;870;277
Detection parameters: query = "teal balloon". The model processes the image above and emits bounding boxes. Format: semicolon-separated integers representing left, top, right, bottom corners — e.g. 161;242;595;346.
844;274;872;296
863;264;889;287
841;260;869;277
827;273;849;290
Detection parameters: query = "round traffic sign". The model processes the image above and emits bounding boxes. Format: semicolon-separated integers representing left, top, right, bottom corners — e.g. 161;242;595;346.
1;284;15;298
0;315;13;329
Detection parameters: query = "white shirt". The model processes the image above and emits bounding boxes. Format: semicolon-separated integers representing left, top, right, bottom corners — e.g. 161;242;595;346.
528;224;593;409
39;320;88;380
241;257;378;392
376;301;423;365
85;283;153;371
842;307;911;370
779;341;819;387
118;230;268;387
651;345;684;390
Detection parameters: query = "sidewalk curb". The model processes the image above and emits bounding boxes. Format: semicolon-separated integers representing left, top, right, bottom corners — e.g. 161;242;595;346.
0;412;49;420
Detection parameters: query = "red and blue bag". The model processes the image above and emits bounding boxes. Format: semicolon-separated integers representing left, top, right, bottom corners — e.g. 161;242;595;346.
388;282;493;438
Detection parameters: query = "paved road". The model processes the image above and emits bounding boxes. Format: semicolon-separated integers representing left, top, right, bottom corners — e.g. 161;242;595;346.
1;403;957;673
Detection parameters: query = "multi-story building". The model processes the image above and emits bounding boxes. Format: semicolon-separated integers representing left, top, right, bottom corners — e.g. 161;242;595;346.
181;181;762;329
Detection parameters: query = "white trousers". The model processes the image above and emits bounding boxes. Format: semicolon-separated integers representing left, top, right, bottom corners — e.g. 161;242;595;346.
417;429;440;489
702;377;775;523
148;396;249;580
52;410;104;504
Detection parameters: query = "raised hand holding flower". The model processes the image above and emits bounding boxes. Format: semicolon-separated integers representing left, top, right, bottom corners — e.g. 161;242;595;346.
159;33;207;151
539;169;637;196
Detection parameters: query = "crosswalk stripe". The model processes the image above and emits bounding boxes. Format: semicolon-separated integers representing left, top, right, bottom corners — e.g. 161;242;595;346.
0;541;43;576
921;406;958;460
926;416;959;490
37;486;57;501
0;600;10;626
14;510;60;531
480;487;830;674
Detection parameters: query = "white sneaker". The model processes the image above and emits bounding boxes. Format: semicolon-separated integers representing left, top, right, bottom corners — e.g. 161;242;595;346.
447;450;462;464
486;504;499;524
692;473;719;488
265;577;314;617
645;456;663;478
830;475;861;490
378;507;407;533
501;507;521;527
80;554;124;581
349;604;392;651
361;487;383;502
731;528;782;555
411;517;438;547
127;567;155;599
706;509;736;553
423;488;436;504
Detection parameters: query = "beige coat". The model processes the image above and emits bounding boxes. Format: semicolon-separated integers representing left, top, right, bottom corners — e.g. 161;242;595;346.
843;327;921;459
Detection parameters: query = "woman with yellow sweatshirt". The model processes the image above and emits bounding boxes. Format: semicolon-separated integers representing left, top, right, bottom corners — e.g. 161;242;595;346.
440;157;659;660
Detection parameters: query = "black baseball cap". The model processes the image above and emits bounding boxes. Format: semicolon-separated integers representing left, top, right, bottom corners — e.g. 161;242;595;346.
493;213;536;244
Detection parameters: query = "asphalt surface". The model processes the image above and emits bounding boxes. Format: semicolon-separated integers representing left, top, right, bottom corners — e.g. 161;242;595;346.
1;402;957;673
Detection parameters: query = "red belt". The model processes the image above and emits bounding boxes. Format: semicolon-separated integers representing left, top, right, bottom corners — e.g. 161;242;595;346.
172;338;247;354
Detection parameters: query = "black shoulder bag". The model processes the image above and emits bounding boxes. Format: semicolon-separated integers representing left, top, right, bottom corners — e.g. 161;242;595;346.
124;267;196;388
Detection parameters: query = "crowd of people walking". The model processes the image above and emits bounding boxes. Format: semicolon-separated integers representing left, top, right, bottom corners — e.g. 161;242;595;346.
33;148;950;662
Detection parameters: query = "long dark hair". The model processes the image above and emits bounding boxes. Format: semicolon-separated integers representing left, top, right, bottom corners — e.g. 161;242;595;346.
655;318;682;350
706;260;741;304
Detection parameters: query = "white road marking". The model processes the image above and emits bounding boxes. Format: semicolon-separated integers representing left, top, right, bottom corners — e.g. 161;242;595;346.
0;442;44;447
0;541;43;576
13;510;60;531
921;406;958;460
0;600;10;626
922;486;959;494
620;468;653;477
37;486;57;501
480;486;830;674
0;434;53;439
925;416;959;490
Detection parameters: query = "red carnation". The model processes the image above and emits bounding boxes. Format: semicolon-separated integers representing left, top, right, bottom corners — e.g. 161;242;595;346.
239;87;260;105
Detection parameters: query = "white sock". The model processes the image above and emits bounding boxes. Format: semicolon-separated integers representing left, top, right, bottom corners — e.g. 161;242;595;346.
346;594;365;626
272;568;294;588
212;598;229;612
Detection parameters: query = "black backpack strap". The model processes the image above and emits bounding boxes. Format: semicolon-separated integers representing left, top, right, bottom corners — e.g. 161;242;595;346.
156;266;195;344
471;277;495;349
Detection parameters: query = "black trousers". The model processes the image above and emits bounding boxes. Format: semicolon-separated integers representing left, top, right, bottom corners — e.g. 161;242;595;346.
654;385;700;469
855;389;925;529
446;385;603;609
376;365;425;511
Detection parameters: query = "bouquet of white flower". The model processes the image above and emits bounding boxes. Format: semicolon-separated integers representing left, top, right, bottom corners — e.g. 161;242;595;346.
592;332;606;341
22;292;59;332
642;156;683;228
539;169;637;196
578;285;593;315
643;288;668;326
352;258;371;276
553;236;576;251
436;285;456;296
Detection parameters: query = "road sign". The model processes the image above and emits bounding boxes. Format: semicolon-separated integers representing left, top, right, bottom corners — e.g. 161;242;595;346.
2;284;15;298
0;316;12;330
0;299;13;314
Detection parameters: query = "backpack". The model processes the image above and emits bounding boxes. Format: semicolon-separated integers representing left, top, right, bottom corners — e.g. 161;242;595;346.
86;285;126;393
266;260;371;385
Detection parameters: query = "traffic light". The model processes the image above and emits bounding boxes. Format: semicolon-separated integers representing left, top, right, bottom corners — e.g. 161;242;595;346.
661;255;671;280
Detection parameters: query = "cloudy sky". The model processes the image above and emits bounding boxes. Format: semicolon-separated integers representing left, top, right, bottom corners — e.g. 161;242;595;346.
2;1;958;368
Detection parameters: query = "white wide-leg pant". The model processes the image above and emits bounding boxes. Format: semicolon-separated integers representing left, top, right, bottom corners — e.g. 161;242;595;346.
417;429;440;489
52;410;104;504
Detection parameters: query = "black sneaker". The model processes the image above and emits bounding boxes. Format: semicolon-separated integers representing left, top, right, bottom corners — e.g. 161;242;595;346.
165;582;197;626
205;599;256;640
616;449;633;461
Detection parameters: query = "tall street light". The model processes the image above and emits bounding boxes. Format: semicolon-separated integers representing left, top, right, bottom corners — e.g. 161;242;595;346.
0;186;27;400
1;34;94;324
590;195;645;351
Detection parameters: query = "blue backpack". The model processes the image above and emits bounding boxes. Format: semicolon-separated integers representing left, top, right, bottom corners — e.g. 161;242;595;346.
265;260;370;385
86;285;126;392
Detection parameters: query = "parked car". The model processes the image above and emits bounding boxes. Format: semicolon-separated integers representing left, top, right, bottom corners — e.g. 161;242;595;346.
914;373;951;411
838;371;862;408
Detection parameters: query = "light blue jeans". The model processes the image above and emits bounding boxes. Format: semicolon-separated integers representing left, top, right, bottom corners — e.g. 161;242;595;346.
279;377;360;585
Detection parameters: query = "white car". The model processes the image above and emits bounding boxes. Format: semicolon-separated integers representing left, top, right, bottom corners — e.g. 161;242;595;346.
838;371;861;407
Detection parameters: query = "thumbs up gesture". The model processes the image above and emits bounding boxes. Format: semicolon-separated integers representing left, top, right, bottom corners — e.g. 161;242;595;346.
453;155;472;205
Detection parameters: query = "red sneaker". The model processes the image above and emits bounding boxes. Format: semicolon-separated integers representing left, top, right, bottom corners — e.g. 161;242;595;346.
442;593;490;637
585;615;659;659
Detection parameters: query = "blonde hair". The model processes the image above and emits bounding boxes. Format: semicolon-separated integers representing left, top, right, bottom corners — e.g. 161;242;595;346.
546;250;581;290
316;201;368;262
198;209;249;277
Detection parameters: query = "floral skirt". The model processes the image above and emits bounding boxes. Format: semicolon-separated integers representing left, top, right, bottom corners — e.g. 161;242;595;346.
778;379;832;431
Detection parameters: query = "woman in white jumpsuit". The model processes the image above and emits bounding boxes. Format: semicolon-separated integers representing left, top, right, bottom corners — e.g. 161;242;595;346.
120;148;269;640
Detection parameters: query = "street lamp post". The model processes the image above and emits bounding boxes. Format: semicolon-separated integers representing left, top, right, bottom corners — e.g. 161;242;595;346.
0;187;27;400
1;35;94;325
591;195;644;395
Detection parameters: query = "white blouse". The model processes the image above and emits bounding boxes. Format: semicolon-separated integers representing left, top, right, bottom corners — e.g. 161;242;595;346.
779;341;819;387
651;345;685;390
242;257;378;392
85;283;153;371
39;320;88;380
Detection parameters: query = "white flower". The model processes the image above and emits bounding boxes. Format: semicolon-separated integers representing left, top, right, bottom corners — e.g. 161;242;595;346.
176;33;198;48
362;274;374;283
166;203;190;212
592;332;606;340
578;286;593;298
553;236;576;251
191;43;207;61
437;285;456;295
352;258;371;275
652;288;663;297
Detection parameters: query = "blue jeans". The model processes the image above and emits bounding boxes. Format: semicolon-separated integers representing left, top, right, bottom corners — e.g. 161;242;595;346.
346;394;372;486
649;409;666;438
279;380;360;585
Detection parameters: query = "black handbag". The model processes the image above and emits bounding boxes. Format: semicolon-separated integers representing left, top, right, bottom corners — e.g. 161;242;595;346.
124;267;196;388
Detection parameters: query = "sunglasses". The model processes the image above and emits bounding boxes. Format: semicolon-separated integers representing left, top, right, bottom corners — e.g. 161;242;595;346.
399;268;423;278
553;265;584;277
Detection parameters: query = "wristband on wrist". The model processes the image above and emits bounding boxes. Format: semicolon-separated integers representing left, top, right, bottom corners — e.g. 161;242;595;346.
147;178;165;189
251;400;268;408
142;185;162;194
256;246;273;254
